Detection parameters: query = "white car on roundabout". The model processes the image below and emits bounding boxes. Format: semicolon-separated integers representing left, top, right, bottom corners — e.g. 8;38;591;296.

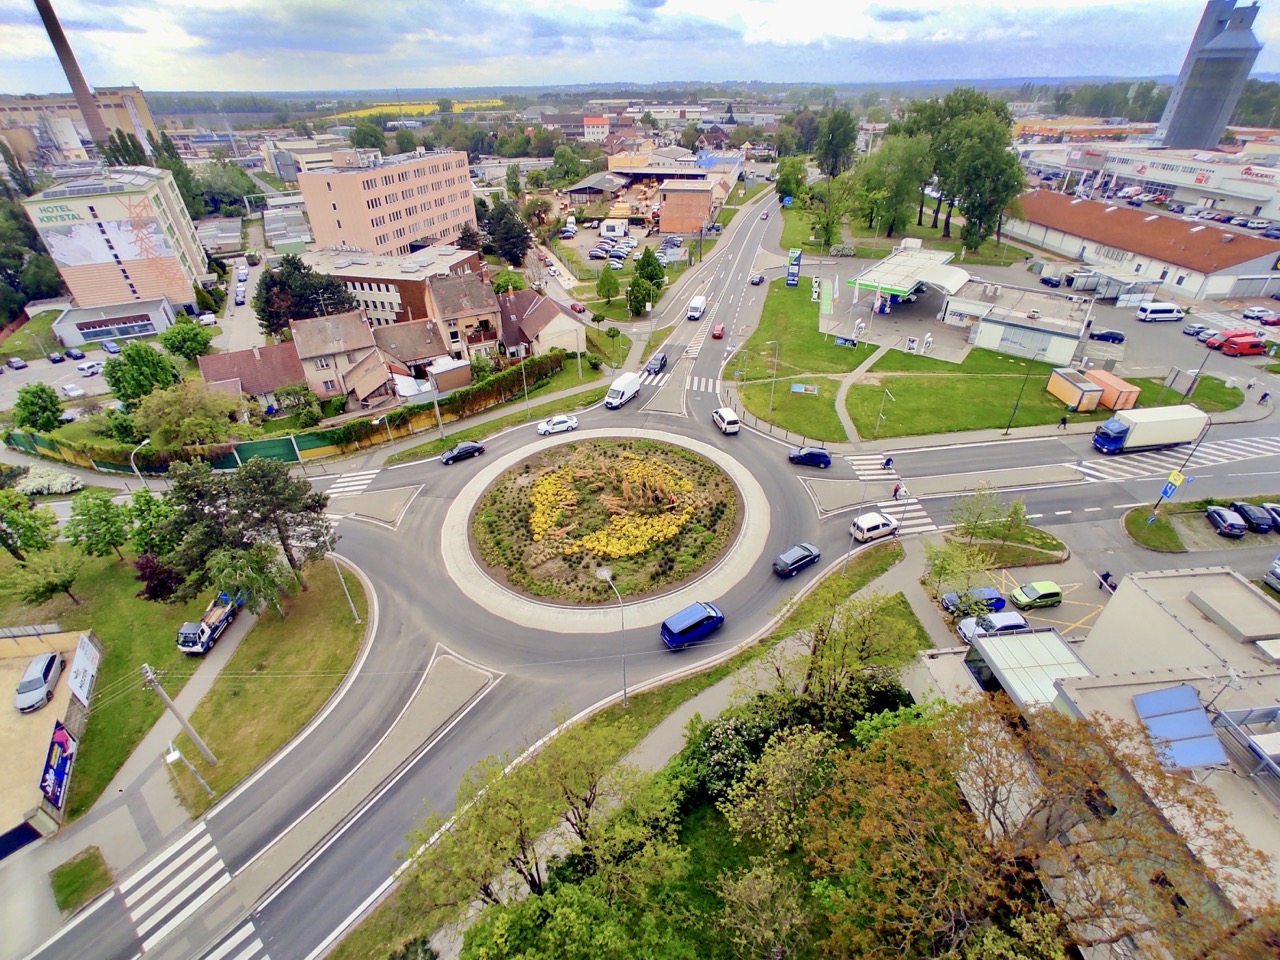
536;415;579;436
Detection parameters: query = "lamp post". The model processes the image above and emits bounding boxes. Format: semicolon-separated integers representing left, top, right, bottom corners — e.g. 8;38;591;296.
326;518;361;624
873;387;895;439
1002;352;1046;436
595;566;627;707
520;351;531;416
372;415;393;443
766;339;779;418
130;439;151;490
426;370;446;442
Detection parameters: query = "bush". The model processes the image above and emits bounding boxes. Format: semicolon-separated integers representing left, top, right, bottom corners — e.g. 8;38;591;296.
15;467;84;497
830;244;857;257
297;404;322;428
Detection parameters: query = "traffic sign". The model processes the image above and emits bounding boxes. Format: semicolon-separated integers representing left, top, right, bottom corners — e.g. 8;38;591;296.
1160;481;1178;499
1147;515;1158;525
1167;470;1185;486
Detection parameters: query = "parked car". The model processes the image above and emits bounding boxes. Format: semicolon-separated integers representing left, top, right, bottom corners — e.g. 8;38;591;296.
750;273;765;285
957;611;1030;644
6;357;27;370
76;360;103;377
1167;203;1185;213
1228;501;1274;533
234;292;246;305
588;249;609;260
60;384;86;399
772;542;821;578
1260;502;1280;528
546;266;559;276
1182;322;1209;336
1261;314;1280;327
198;313;218;326
1089;329;1126;343
607;260;624;270
940;587;1006;615
1231;216;1251;226
787;446;832;468
645;352;667;374
1197;328;1217;342
536;415;579;436
440;441;485;465
1010;581;1063;609
14;652;65;713
712;323;725;339
101;340;121;354
1242;306;1275;321
1205;505;1248;538
1264;230;1280;240
46;352;65;364
1038;275;1062;287
63;347;85;360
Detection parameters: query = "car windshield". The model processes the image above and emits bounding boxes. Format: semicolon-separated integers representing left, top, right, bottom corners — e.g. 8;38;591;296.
1021;584;1044;600
16;676;45;694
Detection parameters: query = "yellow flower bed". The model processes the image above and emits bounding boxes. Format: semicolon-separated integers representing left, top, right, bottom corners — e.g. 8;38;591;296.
529;467;576;541
571;506;695;558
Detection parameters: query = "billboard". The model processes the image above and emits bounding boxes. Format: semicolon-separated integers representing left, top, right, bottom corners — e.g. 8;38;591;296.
786;248;802;286
40;218;174;268
40;721;78;810
67;633;99;707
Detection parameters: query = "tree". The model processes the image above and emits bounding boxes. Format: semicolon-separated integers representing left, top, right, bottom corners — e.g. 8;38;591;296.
774;155;806;200
519;196;552;227
639;110;658;129
65;489;130;560
2;547;84;606
436;97;453;115
849;134;932;238
721;725;835;853
525;168;546;190
456;223;482;251
132;380;238;448
952;113;1026;251
505;162;522;200
147;130;207;219
394;128;417;154
921;539;996;611
949;483;1007;545
627;278;655;317
159;316;214;361
814;107;857;177
0;140;36;196
227;457;331;588
103;341;181;407
0;488;55;562
251;253;357;339
486;201;533;266
204;542;296;615
549;145;583;183
19;253;62;300
634;247;665;287
273;381;317;410
716;860;811;960
491;268;526;294
350;120;387;153
13;382;63;433
126;487;176;557
595;264;619;304
194;160;256;215
679;121;700;151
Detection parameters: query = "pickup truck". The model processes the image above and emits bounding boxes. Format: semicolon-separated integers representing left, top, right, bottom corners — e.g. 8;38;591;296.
177;590;244;654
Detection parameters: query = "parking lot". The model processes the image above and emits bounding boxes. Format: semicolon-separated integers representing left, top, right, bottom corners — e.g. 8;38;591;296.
0;349;115;413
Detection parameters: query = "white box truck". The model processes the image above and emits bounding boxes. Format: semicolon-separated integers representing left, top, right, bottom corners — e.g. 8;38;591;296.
686;295;707;320
604;371;642;409
1091;405;1209;455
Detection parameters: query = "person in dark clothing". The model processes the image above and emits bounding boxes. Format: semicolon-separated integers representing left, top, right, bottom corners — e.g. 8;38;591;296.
1058;415;1068;429
882;456;894;470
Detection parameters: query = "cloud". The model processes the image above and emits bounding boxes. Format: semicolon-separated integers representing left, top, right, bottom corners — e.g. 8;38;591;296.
627;0;666;20
870;6;932;23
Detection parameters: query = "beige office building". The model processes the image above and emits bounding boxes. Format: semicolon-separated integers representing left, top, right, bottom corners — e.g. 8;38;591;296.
0;86;158;162
297;150;477;258
22;167;206;311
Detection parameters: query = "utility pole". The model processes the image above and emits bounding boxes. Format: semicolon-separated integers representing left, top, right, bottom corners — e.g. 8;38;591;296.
141;664;217;765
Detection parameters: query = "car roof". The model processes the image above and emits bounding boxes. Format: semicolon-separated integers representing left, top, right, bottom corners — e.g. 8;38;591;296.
665;601;715;631
855;510;893;524
22;652;56;679
1019;580;1059;592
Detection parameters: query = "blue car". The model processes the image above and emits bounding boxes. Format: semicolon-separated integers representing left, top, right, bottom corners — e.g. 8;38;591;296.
102;340;121;354
787;446;832;469
940;587;1006;615
660;601;725;650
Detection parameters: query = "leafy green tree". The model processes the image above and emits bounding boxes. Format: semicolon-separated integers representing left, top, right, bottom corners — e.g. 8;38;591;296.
721;725;835;853
147;130;207;219
394;128;417;154
814;107;857;176
2;546;84;606
103;341;181;407
679;121;700;151
491;268;526;294
131;379;238;448
194;160;256;216
627;277;655;317
525;168;546;189
159;316;215;361
953;113;1025;251
849;134;931;238
13;382;63;432
0;488;56;562
634;247;665;287
436;97;453;114
350;120;387;153
519;196;551;226
774;155;807;200
228;457;331;587
204;541;296;616
549;145;583;183
505;162;521;199
639;110;658;129
716;860;811;960
485;200;533;266
0;140;37;196
19;253;61;299
251;253;357;339
949;482;1007;545
456;223;481;251
273;381;317;409
595;264;619;304
65;489;130;560
126;487;176;557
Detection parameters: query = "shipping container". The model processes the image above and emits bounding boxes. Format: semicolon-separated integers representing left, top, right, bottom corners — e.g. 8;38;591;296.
1082;369;1140;410
1047;369;1103;412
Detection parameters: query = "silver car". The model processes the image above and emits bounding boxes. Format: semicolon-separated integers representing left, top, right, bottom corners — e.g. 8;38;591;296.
14;652;65;713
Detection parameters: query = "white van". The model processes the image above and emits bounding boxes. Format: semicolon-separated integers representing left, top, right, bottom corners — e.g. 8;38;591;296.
686;295;707;320
850;511;900;543
1135;302;1185;322
237;265;249;282
604;371;642;409
711;408;740;435
76;360;104;377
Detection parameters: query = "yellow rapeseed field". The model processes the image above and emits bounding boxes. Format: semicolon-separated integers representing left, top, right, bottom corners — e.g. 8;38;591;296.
333;99;503;120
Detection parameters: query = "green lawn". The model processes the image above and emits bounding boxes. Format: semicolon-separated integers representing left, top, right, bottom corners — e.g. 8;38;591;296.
4;310;63;360
639;324;675;365
583;300;634;323
739;377;848;442
49;847;112;912
1124;508;1187;552
255;170;288;191
585;325;633;367
778;206;825;253
716;207;738;226
737;282;879;380
871;347;1056;377
1130;375;1244;413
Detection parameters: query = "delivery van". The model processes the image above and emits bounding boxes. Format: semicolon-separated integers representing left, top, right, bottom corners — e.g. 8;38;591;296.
1205;328;1254;350
1222;336;1266;356
1135;302;1185;322
686;295;707;320
604;371;642;409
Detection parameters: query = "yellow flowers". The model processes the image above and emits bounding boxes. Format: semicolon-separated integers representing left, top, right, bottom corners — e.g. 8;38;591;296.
529;467;576;541
572;506;695;558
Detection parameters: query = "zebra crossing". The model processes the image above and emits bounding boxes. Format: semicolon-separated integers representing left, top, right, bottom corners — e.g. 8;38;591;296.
683;318;715;360
845;453;899;482
201;919;272;960
1076;435;1280;482
685;376;721;395
119;823;233;952
324;469;379;499
863;498;937;537
639;371;672;387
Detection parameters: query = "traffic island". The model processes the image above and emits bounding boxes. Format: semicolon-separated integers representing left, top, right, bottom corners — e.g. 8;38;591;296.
1123;508;1187;552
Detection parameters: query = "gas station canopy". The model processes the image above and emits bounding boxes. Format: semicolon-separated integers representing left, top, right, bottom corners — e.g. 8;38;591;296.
846;248;970;296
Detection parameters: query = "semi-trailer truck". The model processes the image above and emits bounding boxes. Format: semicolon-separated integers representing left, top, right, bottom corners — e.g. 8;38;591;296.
177;590;244;654
1091;405;1209;455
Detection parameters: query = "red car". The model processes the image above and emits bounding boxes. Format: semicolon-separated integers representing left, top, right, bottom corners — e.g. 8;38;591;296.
1260;314;1280;326
570;302;586;313
712;323;725;338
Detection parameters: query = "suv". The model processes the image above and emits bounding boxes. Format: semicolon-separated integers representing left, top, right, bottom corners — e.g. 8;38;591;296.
644;352;667;374
1229;501;1274;533
940;587;1005;615
788;446;831;468
957;611;1030;644
773;543;821;578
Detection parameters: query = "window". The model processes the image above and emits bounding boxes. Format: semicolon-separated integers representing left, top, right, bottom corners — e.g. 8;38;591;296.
315;357;331;369
346;352;357;363
331;202;337;210
322;379;336;391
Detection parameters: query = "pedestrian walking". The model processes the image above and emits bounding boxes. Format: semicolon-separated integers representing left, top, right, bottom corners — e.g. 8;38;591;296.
881;456;894;470
1261;391;1272;405
1247;378;1257;391
1058;415;1068;430
892;483;902;500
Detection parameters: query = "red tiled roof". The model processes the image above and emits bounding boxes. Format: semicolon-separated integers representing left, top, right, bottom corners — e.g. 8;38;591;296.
1014;190;1280;274
197;342;306;397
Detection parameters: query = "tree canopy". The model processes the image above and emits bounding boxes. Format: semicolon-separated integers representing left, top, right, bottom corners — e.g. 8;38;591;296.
103;341;182;407
251;253;357;339
13;382;63;433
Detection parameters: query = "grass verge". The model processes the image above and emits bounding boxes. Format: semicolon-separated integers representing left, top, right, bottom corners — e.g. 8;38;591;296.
168;561;368;814
737;282;878;380
1124;508;1187;551
385;387;609;465
3;310;63;360
639;324;675;365
1129;375;1243;413
49;847;112;912
738;377;847;442
326;541;904;960
585;325;632;368
978;543;1068;567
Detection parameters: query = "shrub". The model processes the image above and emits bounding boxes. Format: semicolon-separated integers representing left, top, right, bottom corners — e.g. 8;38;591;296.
15;467;84;497
830;244;857;257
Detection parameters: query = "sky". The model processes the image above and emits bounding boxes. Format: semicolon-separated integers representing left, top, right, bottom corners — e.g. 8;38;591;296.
1;0;1277;95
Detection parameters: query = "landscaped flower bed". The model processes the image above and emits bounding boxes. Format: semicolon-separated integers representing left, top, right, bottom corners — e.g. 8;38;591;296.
472;439;740;601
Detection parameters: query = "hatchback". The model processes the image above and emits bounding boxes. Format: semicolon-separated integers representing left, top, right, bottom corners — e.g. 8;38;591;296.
1242;306;1275;321
607;260;624;270
61;384;86;399
1205;506;1248;538
1039;275;1062;287
773;542;821;578
1229;501;1274;533
63;347;86;360
940;587;1006;615
750;273;765;285
1261;502;1280;528
1089;329;1126;343
787;446;831;468
441;441;485;465
957;611;1030;644
712;323;725;339
1196;328;1217;342
588;249;609;260
645;352;667;374
1182;322;1209;336
1010;581;1063;609
14;652;65;713
570;302;586;313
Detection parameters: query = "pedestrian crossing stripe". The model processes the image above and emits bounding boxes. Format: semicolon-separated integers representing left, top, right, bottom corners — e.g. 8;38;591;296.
1077;436;1280;482
326;469;379;499
684;376;721;394
844;454;902;482
120;823;233;951
202;920;271;960
639;372;671;387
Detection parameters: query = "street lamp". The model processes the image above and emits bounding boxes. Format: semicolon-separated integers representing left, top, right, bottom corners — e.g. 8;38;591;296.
325;518;361;624
372;415;393;444
873;387;896;439
595;566;627;707
425;370;446;442
766;340;779;418
130;439;151;490
1002;352;1046;436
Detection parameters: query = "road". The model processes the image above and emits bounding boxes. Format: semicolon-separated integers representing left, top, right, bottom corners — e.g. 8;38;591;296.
23;192;1280;960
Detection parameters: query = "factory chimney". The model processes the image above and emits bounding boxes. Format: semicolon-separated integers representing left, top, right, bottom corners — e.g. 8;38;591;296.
32;0;111;144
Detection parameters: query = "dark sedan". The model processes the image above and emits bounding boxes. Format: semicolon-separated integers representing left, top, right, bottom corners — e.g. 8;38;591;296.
787;446;832;469
47;352;66;364
63;347;86;360
1229;501;1274;534
749;273;765;285
1039;275;1062;288
772;542;821;578
1205;506;1248;538
1088;329;1126;343
441;441;485;465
